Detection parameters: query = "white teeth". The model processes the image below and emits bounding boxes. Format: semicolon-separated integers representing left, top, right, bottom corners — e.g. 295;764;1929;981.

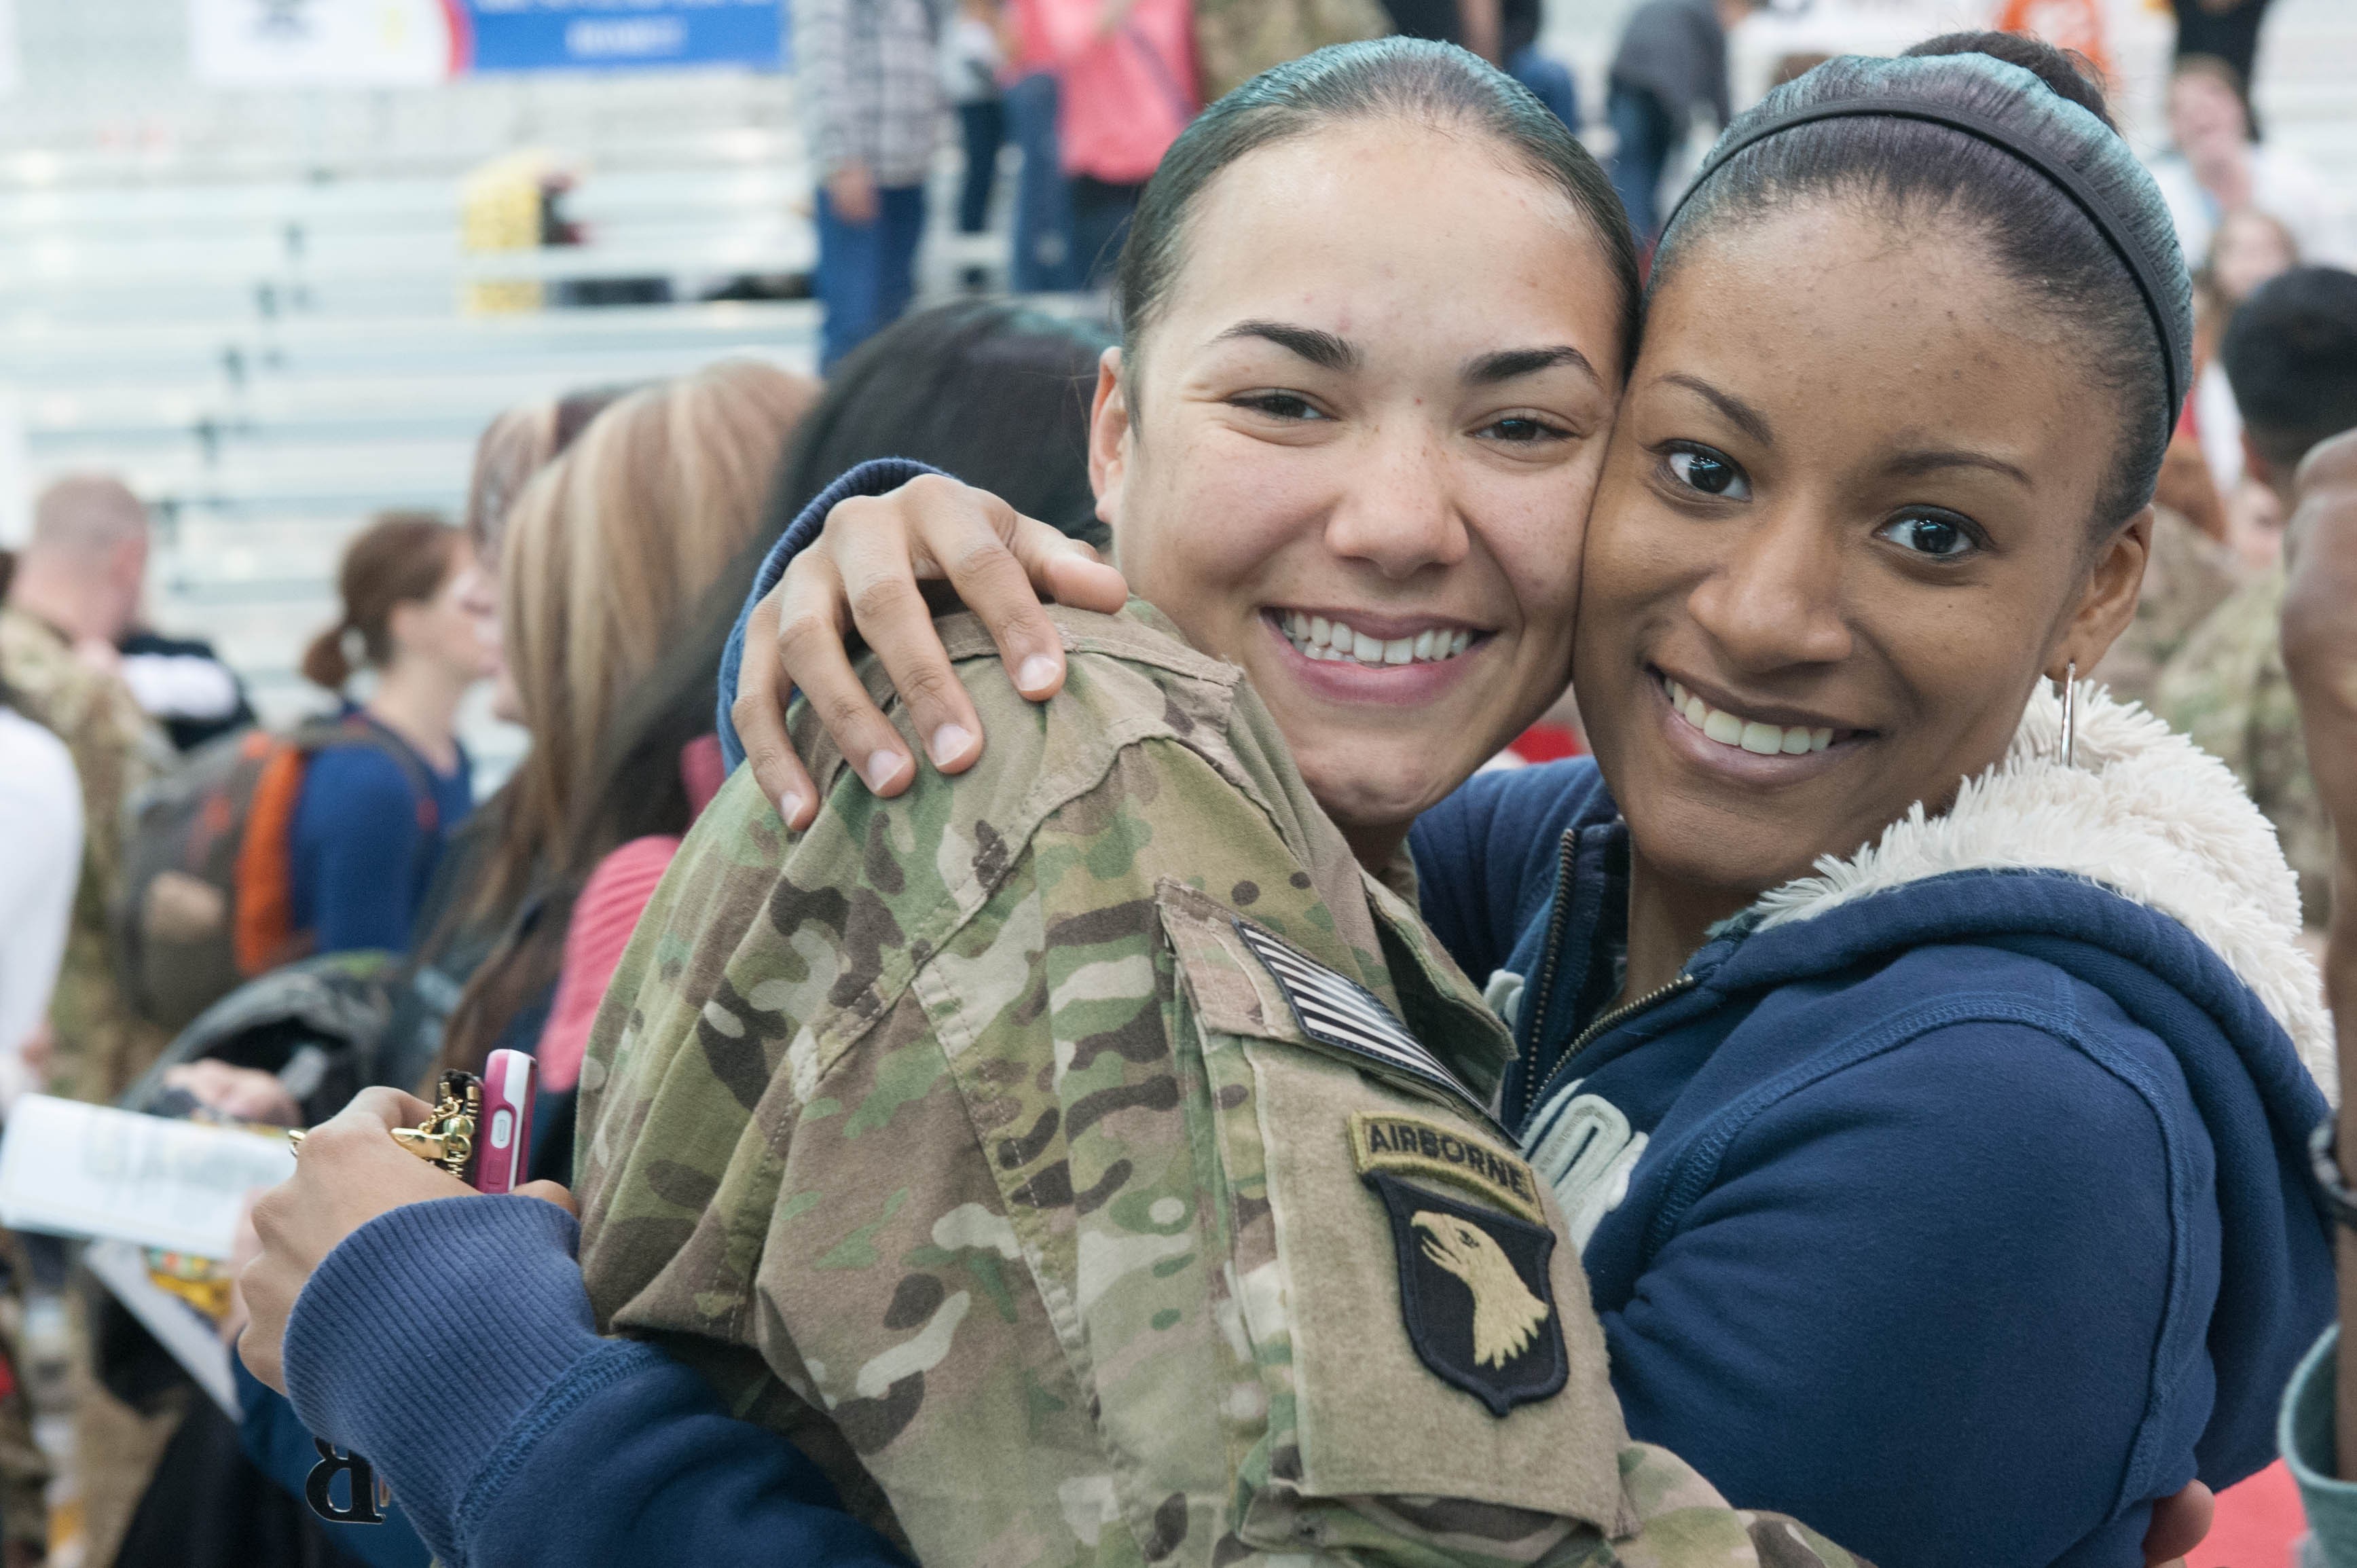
1277;613;1478;669
1666;678;1838;759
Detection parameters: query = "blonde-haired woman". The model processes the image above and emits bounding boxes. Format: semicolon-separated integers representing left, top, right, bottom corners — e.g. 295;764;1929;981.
440;358;820;1095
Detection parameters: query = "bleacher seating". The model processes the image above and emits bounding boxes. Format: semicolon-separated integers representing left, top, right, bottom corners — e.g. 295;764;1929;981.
0;48;833;780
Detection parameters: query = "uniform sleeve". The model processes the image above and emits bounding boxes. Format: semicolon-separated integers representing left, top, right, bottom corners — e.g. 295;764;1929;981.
1601;1019;2193;1568
282;1197;910;1568
295;748;430;955
60;670;156;909
716;459;951;771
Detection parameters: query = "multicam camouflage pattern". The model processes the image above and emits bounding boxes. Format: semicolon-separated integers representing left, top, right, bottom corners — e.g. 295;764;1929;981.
0;605;171;1102
2155;568;2333;926
575;604;1867;1568
2091;505;2241;712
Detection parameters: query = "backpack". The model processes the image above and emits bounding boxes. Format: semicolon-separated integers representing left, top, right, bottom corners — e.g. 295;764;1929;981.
111;716;441;1034
119;948;405;1126
1192;0;1393;102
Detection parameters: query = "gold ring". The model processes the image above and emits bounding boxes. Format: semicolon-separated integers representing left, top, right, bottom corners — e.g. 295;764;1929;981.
286;1128;306;1154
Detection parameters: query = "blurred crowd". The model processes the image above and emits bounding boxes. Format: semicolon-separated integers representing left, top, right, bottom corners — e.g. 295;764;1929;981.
0;0;2349;1564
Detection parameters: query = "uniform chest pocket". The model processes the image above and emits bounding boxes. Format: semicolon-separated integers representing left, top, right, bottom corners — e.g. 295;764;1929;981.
1152;880;1637;1551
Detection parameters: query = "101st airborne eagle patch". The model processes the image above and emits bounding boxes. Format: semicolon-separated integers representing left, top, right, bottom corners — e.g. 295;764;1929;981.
1232;922;1566;1416
1355;1113;1568;1417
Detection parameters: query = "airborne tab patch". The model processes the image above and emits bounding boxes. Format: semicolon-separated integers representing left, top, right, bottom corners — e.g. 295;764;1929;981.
1365;1171;1567;1417
1232;919;1495;1126
1351;1112;1543;1224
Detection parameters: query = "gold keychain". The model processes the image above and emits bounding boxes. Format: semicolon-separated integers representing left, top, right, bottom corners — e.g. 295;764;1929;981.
286;1070;483;1182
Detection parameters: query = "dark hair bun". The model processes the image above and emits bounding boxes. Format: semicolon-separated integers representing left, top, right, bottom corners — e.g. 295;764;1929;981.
1903;30;2115;130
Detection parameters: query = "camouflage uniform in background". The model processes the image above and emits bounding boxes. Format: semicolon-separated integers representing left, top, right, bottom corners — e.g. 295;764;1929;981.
0;604;177;1568
2155;568;2334;926
0;604;172;1104
577;604;1865;1568
1192;0;1392;101
2091;505;2241;712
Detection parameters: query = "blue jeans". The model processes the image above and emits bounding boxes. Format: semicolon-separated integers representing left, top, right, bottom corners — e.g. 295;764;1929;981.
1509;45;1579;130
1005;70;1078;292
815;182;926;370
955;99;1004;234
1067;176;1140;291
1607;83;1680;243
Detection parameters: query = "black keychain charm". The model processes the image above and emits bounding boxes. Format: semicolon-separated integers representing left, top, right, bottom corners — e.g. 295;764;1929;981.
305;1439;390;1525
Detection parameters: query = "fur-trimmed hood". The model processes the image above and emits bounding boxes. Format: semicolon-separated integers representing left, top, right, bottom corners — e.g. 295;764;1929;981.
1749;680;2336;1104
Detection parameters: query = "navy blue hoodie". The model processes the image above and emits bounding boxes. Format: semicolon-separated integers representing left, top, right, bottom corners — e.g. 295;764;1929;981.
1414;690;2335;1567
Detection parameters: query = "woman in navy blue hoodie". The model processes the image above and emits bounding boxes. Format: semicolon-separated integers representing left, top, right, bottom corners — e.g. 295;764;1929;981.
239;36;2331;1568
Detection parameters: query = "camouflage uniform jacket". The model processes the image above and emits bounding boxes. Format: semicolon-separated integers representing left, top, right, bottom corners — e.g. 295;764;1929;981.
2155;568;2333;926
0;604;170;1102
576;604;1862;1568
2092;505;2241;712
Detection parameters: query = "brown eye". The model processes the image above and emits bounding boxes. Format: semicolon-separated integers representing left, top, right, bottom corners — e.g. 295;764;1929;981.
1875;512;1982;560
1666;445;1749;500
1234;392;1325;421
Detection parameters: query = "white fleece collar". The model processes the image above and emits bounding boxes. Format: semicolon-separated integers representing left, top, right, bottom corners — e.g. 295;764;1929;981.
1749;681;2336;1104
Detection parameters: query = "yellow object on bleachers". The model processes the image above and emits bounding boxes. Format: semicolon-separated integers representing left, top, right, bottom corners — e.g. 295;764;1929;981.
460;149;555;314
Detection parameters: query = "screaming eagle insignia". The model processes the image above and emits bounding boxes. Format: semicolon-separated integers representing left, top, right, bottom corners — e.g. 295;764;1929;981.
1357;1120;1568;1417
1414;1210;1551;1368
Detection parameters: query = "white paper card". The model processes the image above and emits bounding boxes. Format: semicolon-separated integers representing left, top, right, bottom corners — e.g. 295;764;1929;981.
81;1239;240;1421
0;1095;294;1259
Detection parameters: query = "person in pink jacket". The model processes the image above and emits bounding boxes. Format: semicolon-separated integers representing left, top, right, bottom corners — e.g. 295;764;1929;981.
1026;0;1199;285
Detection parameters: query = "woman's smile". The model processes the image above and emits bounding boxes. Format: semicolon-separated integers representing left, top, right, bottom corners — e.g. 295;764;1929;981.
1647;666;1868;787
1261;606;1493;706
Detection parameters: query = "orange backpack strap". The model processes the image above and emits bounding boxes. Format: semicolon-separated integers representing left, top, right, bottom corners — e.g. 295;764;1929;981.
233;740;310;976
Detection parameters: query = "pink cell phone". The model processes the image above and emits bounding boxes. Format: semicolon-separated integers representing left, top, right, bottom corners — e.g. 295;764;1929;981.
472;1049;538;1195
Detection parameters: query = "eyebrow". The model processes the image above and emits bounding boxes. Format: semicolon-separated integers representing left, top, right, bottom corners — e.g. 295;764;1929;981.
1661;373;1774;448
1882;447;2035;488
1213;319;1358;371
1463;345;1600;388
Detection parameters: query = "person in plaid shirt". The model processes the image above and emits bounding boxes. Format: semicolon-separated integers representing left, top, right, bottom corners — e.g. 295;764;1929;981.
796;0;943;367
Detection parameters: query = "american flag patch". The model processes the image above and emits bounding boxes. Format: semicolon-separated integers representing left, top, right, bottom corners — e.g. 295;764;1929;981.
1231;919;1496;1128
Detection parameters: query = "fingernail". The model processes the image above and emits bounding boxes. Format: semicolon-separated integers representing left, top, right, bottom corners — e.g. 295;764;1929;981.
864;750;906;790
1018;655;1061;694
928;724;974;767
778;792;805;826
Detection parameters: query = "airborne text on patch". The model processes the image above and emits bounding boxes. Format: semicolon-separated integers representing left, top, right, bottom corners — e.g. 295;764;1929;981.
1350;1112;1542;1224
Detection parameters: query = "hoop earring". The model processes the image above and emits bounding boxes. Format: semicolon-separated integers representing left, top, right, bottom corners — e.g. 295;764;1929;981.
2057;661;2077;769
